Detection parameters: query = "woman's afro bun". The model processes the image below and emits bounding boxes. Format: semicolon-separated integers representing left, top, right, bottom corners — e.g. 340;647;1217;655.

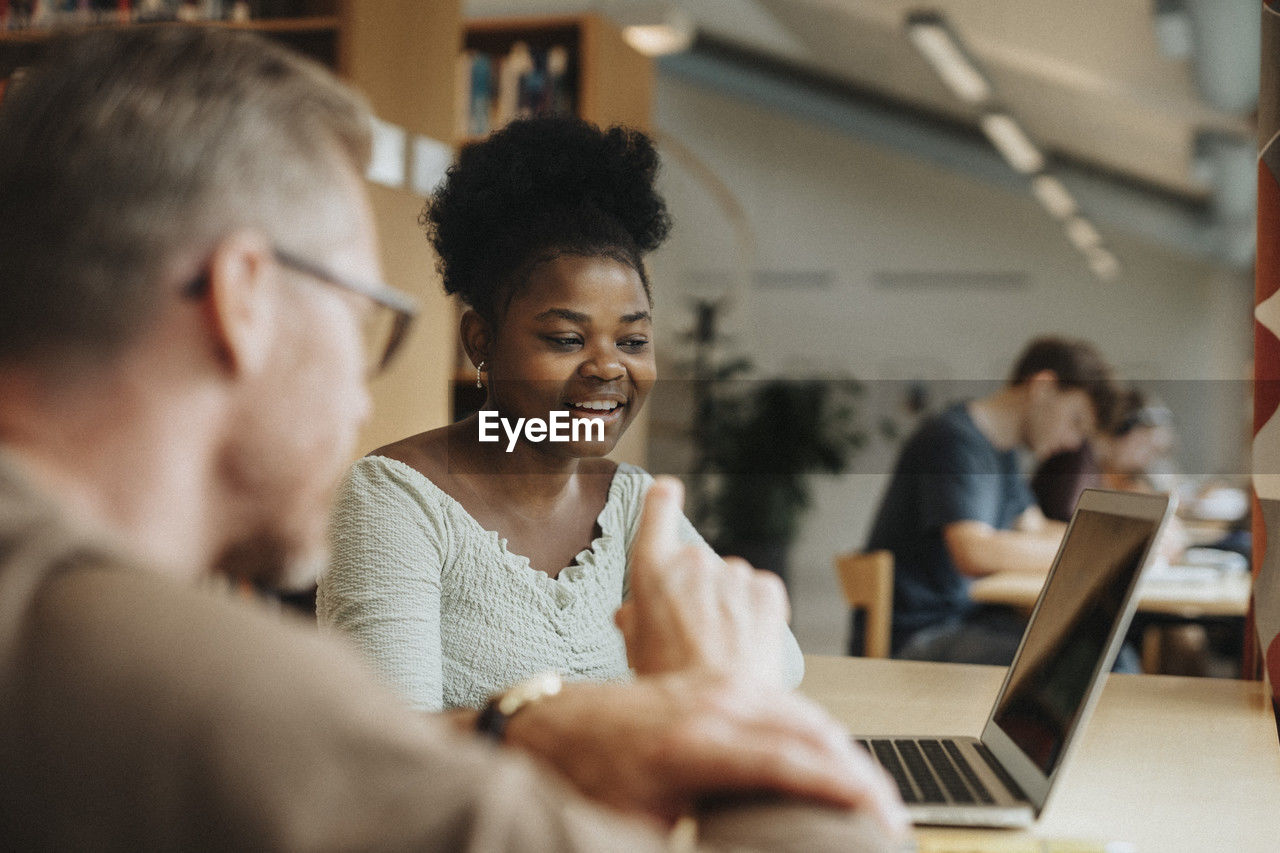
422;114;671;322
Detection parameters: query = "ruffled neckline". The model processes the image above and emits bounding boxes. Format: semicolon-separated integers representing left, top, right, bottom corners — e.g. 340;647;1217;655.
362;455;631;598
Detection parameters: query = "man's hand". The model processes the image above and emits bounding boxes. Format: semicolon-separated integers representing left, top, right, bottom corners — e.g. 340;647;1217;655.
552;475;908;839
505;673;910;839
615;476;789;685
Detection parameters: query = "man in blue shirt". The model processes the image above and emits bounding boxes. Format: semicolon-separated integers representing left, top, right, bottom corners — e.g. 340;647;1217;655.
862;338;1117;664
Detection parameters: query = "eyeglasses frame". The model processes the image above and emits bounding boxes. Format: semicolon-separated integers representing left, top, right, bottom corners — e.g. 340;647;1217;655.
183;245;419;376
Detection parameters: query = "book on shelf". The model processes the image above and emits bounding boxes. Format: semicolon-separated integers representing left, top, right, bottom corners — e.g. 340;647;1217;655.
456;39;576;140
546;45;571;115
2;0;264;30
463;50;493;137
492;40;531;129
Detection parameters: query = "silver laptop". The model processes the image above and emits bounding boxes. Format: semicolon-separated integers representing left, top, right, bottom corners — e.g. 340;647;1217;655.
856;488;1175;827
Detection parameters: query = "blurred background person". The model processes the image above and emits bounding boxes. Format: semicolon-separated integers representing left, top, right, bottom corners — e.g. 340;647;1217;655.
861;337;1117;665
1032;388;1175;521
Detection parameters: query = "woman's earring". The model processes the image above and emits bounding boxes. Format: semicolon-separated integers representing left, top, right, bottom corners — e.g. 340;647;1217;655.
476;360;486;389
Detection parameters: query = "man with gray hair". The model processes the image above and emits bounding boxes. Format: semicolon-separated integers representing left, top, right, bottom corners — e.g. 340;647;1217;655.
0;26;903;850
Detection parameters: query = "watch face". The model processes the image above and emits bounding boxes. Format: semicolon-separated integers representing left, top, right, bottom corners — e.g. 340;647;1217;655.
478;671;563;740
498;671;563;715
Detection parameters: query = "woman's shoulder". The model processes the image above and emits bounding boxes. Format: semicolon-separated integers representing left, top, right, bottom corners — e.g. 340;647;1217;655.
601;461;656;519
369;426;452;481
608;460;653;486
339;442;453;516
329;451;468;564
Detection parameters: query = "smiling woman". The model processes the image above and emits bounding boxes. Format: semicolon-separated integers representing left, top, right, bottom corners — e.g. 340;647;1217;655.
316;115;803;711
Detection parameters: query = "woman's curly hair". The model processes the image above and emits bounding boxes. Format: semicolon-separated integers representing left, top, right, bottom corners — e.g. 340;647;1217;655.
422;115;672;323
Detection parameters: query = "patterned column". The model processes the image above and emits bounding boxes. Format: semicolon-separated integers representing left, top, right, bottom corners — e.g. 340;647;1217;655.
1253;1;1280;687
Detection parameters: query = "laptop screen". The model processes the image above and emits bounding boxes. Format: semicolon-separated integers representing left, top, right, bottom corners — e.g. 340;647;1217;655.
990;508;1158;776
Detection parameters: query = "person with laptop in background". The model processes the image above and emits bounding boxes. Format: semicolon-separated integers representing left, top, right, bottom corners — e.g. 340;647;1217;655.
860;337;1118;665
0;25;906;850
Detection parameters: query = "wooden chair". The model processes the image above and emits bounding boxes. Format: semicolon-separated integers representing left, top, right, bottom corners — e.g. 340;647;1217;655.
834;550;894;658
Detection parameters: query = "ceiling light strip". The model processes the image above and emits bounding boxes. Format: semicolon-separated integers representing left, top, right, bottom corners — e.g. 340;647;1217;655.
905;18;993;105
1031;175;1077;219
904;11;1118;280
978;113;1045;174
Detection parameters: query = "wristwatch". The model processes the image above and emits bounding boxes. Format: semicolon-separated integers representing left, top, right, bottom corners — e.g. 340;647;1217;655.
475;670;563;742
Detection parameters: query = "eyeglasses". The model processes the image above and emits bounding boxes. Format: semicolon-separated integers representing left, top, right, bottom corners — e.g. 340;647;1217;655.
184;247;418;377
272;248;418;376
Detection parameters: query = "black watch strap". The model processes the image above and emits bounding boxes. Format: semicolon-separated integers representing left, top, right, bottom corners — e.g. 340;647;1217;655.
475;671;562;742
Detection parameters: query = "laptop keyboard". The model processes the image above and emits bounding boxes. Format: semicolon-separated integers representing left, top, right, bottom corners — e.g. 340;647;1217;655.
858;738;1004;805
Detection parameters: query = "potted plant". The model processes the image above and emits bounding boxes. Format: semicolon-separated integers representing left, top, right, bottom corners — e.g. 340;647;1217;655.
680;301;870;585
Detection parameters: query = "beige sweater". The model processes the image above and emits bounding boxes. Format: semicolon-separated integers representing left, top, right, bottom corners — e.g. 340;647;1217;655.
319;456;803;711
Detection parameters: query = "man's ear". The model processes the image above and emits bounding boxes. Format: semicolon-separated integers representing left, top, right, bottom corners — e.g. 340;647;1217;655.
459;308;492;369
202;231;276;378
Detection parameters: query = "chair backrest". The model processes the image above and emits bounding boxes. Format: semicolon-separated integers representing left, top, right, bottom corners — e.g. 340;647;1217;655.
834;550;894;658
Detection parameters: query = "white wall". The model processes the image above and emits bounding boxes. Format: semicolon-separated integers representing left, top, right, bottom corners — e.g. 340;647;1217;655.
646;74;1254;654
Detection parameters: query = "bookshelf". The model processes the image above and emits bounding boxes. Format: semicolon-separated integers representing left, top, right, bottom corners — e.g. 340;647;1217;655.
0;4;343;77
0;1;463;459
458;13;652;142
336;0;460;456
451;13;653;466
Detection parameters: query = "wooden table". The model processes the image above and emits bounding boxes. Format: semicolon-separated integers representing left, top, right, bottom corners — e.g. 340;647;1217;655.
969;569;1251;620
801;655;1280;852
969;568;1251;673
